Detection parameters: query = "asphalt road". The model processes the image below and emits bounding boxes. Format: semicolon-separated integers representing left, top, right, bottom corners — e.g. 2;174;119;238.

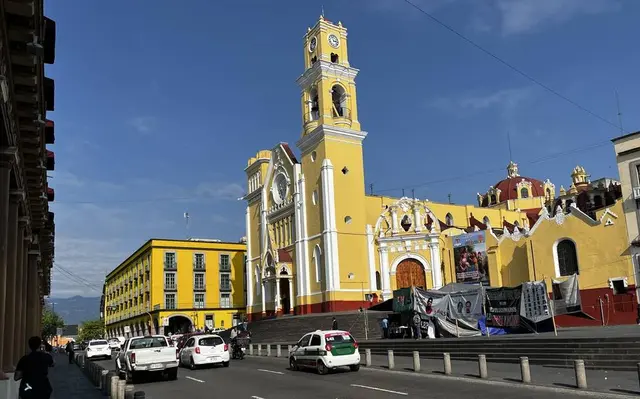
91;354;635;399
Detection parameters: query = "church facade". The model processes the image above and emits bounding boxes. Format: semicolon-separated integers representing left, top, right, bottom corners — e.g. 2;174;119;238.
243;16;637;325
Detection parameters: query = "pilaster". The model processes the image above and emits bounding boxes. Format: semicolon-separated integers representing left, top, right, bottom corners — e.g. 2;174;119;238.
245;206;253;308
26;249;39;339
14;230;30;359
0;164;11;376
320;159;340;292
366;225;376;291
379;243;391;299
429;234;443;289
2;191;22;372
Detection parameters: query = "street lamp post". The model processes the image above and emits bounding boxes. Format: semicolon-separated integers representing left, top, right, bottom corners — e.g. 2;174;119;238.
341;280;370;340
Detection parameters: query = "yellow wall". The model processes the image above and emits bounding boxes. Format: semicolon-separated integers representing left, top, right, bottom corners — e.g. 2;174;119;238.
104;239;246;335
492;200;634;290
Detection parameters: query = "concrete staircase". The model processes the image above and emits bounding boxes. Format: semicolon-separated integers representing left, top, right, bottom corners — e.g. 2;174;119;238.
241;310;387;343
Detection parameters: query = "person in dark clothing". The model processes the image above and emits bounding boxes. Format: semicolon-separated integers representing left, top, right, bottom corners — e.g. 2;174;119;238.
332;317;338;330
14;336;54;399
65;341;74;364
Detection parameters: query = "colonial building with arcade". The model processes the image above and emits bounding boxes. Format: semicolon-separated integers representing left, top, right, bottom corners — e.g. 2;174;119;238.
242;16;636;325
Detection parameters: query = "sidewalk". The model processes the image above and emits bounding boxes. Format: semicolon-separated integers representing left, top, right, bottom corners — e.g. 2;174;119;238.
49;353;102;399
366;353;640;395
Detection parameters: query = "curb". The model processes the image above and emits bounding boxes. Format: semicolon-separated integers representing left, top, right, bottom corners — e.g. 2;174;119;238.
245;355;636;398
72;353;146;398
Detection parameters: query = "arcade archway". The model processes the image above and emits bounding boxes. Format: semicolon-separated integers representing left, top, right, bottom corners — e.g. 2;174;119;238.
164;315;193;335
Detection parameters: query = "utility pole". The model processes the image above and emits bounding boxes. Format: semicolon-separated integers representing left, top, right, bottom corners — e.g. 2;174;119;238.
448;193;452;204
184;212;190;240
369;183;374;195
615;90;624;136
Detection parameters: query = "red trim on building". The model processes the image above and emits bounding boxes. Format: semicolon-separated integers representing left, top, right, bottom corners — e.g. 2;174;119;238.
280;143;299;164
47;187;55;202
45;120;55;144
277;248;293;262
554;286;637;327
494;176;546;202
46;150;55;171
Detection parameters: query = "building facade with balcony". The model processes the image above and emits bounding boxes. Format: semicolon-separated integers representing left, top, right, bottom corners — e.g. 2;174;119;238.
0;0;57;393
104;238;246;338
613;130;640;320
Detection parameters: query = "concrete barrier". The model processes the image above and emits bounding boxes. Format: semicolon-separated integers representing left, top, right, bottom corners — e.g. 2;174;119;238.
574;359;587;389
249;343;254;355
276;344;282;358
117;379;126;399
478;354;488;379
412;351;420;372
520;356;531;384
267;344;271;357
387;350;395;370
110;375;119;398
365;349;372;367
125;384;135;399
443;353;452;375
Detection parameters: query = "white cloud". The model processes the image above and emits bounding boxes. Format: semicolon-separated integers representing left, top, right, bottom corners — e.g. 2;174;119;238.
128;116;156;134
496;0;618;35
430;86;534;114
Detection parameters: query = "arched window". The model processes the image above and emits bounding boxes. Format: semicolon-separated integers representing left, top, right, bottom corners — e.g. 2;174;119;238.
445;213;454;226
490;194;497;205
331;85;347;118
545;188;551;201
254;266;261;297
330;53;339;63
313;245;323;283
520;188;529;198
375;271;381;291
555;239;579;276
482;216;490;226
309;88;319;121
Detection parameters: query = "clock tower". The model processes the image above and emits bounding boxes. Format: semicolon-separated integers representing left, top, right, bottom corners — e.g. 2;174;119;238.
296;16;369;304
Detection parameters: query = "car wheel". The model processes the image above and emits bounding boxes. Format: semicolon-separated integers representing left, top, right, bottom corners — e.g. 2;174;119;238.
349;364;360;372
316;360;328;375
222;361;230;367
289;357;298;371
189;357;197;370
167;368;178;381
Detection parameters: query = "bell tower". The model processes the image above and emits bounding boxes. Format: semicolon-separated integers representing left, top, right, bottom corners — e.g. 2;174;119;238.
297;15;362;135
296;16;369;299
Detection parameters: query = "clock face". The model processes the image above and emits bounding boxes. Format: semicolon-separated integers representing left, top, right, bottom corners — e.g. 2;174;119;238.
328;34;339;48
273;174;288;204
309;37;317;52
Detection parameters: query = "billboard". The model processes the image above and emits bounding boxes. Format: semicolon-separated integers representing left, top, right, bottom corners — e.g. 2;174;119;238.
453;231;490;284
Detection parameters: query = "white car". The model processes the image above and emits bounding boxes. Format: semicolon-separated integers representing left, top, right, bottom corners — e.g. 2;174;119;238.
86;339;112;360
178;334;230;370
289;330;360;375
108;338;121;351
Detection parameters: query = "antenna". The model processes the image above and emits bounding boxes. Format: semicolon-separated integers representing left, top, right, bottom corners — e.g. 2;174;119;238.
184;212;190;240
412;189;415;199
369;183;374;195
321;5;325;17
615;90;624;135
448;193;452;204
507;130;513;162
402;188;405;197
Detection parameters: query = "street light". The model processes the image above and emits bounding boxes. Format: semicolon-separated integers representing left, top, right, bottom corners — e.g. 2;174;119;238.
340;279;371;340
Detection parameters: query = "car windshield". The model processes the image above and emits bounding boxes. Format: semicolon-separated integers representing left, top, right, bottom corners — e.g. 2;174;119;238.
325;333;353;343
199;337;224;346
129;337;167;349
90;340;108;346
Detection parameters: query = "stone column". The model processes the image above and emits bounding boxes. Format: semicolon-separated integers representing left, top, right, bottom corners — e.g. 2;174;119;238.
25;252;39;340
0;163;11;376
261;280;266;315
2;193;21;372
288;279;294;313
275;277;281;313
12;221;27;361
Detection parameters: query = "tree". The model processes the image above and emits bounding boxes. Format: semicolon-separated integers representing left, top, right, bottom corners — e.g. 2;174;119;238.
41;307;64;339
78;319;105;342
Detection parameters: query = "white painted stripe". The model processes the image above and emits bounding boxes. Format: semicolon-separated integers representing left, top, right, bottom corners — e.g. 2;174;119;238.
251;396;265;399
257;368;284;375
185;376;205;383
350;384;408;396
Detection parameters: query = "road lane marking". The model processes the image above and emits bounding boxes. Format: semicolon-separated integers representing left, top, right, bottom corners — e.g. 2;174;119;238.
350;384;408;396
185;376;205;383
251;396;265;399
257;368;284;375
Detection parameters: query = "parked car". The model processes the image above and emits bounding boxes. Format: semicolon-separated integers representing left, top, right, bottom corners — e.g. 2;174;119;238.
177;334;230;369
108;338;122;351
116;335;178;382
86;340;112;360
289;330;360;375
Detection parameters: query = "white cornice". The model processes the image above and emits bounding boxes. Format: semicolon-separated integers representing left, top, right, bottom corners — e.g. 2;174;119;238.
297;124;367;153
377;233;430;244
244;157;270;173
296;60;360;89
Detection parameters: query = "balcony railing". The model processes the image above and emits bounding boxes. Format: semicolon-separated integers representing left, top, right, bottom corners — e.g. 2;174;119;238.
219;263;231;272
193;262;206;270
194;284;206;291
164;283;176;291
633;186;640;200
164;261;177;271
220;283;231;291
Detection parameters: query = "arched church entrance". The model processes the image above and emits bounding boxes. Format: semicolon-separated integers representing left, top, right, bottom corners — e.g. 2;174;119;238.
165;315;192;335
279;278;291;314
396;258;427;290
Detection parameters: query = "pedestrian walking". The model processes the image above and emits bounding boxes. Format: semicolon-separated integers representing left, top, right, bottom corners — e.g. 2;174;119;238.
65;341;74;364
332;317;338;330
14;336;54;399
381;317;389;339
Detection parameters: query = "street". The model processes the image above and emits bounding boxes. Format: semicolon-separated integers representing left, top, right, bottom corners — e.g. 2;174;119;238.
90;354;634;399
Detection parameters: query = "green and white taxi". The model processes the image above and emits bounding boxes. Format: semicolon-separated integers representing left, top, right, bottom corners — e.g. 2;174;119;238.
288;330;361;375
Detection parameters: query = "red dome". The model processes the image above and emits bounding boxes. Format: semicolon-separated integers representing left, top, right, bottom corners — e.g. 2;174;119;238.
494;176;546;201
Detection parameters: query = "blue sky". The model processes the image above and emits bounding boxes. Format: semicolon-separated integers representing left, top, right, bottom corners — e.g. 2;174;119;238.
45;0;640;297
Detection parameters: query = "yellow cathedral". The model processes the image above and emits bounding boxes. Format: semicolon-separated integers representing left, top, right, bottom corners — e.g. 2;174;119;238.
243;16;637;326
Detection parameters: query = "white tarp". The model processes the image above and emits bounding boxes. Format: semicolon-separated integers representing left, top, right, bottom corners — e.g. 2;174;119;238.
552;273;582;315
520;281;552;323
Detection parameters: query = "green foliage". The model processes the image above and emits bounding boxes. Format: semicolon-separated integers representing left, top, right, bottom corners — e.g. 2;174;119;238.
78;319;105;342
41;307;64;339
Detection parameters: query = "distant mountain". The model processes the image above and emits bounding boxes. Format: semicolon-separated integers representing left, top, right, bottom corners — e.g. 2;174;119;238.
46;296;101;325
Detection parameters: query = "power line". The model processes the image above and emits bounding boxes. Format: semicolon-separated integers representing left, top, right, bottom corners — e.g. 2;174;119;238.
52;262;102;292
401;0;625;132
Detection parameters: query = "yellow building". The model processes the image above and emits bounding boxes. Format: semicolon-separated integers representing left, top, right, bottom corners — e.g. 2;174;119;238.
104;238;246;338
243;16;637;325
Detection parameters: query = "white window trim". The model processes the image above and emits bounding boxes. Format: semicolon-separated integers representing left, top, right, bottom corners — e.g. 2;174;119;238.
164;272;177;289
220;293;232;308
194;292;205;308
552;237;580;278
608;277;628;290
194;272;205;289
220;272;231;290
164;293;176;309
313;245;322;283
193;252;206;270
164;251;177;268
